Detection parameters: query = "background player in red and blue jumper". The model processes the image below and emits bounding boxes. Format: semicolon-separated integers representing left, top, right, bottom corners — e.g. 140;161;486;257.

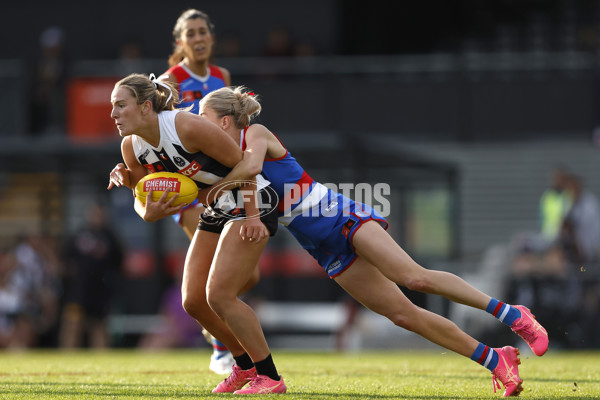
158;9;243;375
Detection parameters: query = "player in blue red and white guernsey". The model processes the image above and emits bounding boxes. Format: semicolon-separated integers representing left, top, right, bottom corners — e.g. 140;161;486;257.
162;60;228;115
159;9;236;374
107;74;286;394
194;86;550;396
160;10;230;116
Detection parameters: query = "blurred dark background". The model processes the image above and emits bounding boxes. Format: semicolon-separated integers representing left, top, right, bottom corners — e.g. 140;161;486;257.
1;0;599;351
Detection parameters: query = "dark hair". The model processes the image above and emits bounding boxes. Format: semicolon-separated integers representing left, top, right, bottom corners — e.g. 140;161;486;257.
168;9;215;67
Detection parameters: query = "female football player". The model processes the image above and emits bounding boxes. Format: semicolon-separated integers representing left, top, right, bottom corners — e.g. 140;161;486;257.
107;74;286;394
114;9;241;374
191;86;551;397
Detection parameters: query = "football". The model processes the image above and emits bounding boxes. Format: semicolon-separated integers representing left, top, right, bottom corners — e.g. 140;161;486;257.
135;172;198;206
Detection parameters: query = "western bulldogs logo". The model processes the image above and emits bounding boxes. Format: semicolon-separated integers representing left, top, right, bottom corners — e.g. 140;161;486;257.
326;260;342;275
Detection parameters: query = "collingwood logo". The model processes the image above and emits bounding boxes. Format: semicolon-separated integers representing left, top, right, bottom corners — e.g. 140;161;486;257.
174;156;186;167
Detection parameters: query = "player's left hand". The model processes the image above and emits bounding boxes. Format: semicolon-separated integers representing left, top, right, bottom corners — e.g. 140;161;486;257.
142;188;187;222
240;219;268;244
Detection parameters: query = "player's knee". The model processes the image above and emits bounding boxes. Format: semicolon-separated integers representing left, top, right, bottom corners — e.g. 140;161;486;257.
404;272;433;293
389;312;417;332
404;267;434;293
206;287;230;318
181;291;207;319
387;306;420;332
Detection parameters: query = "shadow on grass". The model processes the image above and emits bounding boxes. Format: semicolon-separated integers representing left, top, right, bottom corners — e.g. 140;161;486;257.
2;374;598;399
439;374;599;385
0;382;596;399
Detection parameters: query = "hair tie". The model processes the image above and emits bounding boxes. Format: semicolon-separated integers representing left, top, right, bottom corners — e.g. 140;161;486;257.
248;92;255;96
149;73;173;105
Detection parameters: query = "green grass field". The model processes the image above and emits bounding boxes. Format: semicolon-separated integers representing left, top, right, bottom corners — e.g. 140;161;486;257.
0;349;598;399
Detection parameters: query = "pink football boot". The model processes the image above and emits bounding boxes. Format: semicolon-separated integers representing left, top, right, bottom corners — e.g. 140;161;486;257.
491;346;523;397
511;305;549;356
212;364;257;393
233;374;287;394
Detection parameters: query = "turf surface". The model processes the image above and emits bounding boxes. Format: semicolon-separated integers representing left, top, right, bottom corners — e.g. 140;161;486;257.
0;349;598;399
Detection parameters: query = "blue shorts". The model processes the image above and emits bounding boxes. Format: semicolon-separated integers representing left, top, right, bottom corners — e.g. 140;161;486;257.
285;191;388;278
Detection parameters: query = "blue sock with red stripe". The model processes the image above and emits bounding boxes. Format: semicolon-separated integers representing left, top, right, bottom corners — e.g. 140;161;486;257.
212;338;229;358
486;298;521;326
471;343;499;372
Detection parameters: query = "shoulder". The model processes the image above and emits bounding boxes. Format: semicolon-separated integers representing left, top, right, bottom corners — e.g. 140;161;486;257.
173;110;196;129
174;111;213;137
173;112;204;152
121;135;134;151
246;124;270;139
121;136;144;168
210;65;231;85
123;134;146;157
161;64;189;84
244;125;274;152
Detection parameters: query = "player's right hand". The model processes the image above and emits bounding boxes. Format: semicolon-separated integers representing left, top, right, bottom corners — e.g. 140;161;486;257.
108;163;131;190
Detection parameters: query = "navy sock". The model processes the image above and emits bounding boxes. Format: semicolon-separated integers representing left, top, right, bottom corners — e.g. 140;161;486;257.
254;354;280;381
470;343;499;372
233;353;254;370
486;298;521;326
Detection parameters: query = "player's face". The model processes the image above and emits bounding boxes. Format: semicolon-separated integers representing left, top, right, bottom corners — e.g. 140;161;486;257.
179;18;214;64
110;87;143;137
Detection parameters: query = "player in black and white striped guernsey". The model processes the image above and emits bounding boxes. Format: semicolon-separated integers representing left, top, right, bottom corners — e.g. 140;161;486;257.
107;73;286;394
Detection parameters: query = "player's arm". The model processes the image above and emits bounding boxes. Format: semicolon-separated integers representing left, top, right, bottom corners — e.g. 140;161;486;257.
176;112;251;204
239;176;269;243
238;124;270;175
204;124;270;191
177;112;242;168
227;125;271;243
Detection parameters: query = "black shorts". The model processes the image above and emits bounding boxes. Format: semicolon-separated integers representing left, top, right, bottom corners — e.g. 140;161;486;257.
198;186;278;236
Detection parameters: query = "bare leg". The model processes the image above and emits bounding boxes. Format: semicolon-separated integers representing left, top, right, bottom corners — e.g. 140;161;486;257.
335;257;479;357
206;220;271;362
353;221;491;309
181;229;246;356
181;206;259;293
180;205;204;240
